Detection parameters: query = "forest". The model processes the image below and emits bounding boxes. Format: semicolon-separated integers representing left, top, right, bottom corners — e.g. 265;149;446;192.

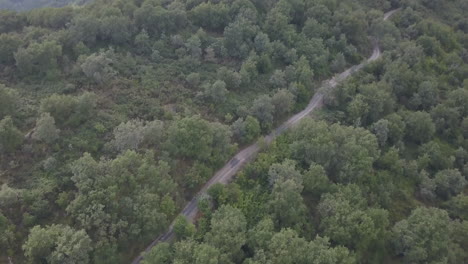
0;0;90;12
0;0;467;263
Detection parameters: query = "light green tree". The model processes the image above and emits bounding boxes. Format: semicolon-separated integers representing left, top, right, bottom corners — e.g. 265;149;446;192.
32;113;60;144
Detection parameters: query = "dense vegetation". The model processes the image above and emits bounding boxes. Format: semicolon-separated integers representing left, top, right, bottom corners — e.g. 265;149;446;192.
0;0;89;12
0;0;466;263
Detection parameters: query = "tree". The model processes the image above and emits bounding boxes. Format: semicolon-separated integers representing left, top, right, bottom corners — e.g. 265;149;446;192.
217;67;241;90
23;224;92;264
80;49;116;84
0;10;25;33
418;170;436;201
224;17;258;58
247;218;275;251
264;8;296;46
109;119;146;152
269;70;286;89
250;95;274;130
240;53;259;85
302;18;328;39
167;116;233;163
447;88;468;116
194;243;221;264
271;89;294;118
243;116;261;144
254;32;271;54
167;116;213;160
318;185;389;258
40;92;97;127
264;228;355;264
371;119;389;147
0;184;22;212
404;111;435;144
231;116;261;144
290;119;379;183
264;229;309;264
418;141;454;171
67;151;176;246
32;113;60;144
331;53;346;73
134;30;151;55
205;205;247;260
0;116;22;154
431;104;460;139
189;2;229;32
99;15;133;44
185;35;202;59
174;216;195;240
446;194;468;220
14;40;62;76
204;80;228;104
268;159;302;187
0;84;18;119
411;80;439;110
434;169;467;199
0;33;21;65
186;72;200;88
141;242;173;264
303;163;331;196
392;207;453;264
134;2;187;37
384;113;406;144
144;120;165;147
293;56;313;87
269;179;308;232
0;211;13;250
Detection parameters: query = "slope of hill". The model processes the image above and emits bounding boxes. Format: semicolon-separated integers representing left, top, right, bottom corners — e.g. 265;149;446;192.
0;0;89;11
0;0;467;263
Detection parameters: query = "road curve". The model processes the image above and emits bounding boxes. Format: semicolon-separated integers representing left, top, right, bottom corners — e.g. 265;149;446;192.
131;9;399;264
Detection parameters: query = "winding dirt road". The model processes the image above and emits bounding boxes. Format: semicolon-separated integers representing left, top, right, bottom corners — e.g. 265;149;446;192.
131;9;399;264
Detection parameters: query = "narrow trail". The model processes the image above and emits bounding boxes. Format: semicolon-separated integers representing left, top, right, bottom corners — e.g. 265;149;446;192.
131;9;399;264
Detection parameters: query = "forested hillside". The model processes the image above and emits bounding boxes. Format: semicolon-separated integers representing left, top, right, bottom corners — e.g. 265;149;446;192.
0;0;467;263
0;0;89;12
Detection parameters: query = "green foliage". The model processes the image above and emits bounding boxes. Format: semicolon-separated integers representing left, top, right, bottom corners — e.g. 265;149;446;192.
231;116;261;144
40;92;97;127
1;0;467;263
22;224;92;264
250;95;275;131
141;242;172;264
205;205;247;260
190;2;230;32
14;40;62;77
404;111;435;144
167;116;234;163
261;228;355;264
433;169;467;199
290;119;379;183
271;89;295;118
392;207;454;264
0;116;23;154
67;151;176;247
79;49;116;84
318;185;389;259
32;112;60;144
0;33;21;64
174;216;195;240
269;178;309;233
0;85;18;119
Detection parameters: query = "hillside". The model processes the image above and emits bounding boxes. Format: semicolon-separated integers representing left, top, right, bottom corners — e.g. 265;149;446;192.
0;0;89;11
0;0;467;263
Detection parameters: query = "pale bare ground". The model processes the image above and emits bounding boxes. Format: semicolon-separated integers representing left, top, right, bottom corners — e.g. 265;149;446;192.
131;9;399;264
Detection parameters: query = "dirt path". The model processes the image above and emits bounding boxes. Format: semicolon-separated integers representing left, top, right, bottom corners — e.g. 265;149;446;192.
131;9;399;264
